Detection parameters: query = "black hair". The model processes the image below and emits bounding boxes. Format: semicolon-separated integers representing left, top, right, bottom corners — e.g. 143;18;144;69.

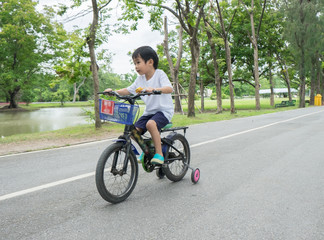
132;46;159;69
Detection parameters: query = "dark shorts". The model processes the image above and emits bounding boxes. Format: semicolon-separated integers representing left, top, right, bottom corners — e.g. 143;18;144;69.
135;111;169;134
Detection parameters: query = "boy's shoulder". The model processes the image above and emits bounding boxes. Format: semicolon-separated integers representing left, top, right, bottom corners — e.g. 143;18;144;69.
155;69;166;74
155;69;168;78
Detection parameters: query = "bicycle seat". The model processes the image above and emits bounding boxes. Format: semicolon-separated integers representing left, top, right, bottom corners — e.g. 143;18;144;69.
162;122;173;130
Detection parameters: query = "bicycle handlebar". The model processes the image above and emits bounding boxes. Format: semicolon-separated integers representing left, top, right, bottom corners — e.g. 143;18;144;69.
97;90;162;104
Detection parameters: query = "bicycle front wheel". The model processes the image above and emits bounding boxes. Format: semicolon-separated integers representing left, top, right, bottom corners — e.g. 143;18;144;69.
95;142;138;204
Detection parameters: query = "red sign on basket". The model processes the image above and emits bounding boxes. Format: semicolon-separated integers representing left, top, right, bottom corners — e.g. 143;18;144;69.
101;100;115;115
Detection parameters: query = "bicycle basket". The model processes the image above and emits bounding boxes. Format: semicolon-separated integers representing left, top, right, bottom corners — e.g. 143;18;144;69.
99;99;139;125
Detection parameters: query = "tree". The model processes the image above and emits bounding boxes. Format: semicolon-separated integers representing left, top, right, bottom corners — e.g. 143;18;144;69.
203;0;237;113
53;89;70;106
86;0;112;128
283;0;322;107
239;0;267;110
169;0;206;117
259;0;286;105
54;30;91;103
162;16;184;114
122;0;206;117
0;0;67;108
202;9;223;113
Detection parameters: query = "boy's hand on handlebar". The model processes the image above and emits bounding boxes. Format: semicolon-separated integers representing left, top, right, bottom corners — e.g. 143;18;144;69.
145;87;155;93
104;88;113;93
103;88;115;96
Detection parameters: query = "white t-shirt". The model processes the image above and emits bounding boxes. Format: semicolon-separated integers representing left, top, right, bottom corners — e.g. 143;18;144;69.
127;69;174;121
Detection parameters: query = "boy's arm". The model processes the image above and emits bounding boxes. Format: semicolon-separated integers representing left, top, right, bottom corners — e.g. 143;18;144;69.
104;88;130;96
145;86;173;94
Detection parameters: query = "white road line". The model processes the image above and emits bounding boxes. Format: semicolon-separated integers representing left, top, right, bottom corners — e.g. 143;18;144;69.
1;109;323;201
0;172;95;201
191;110;324;148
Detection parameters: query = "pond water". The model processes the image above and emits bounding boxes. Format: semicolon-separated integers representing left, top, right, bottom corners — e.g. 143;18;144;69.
0;107;91;137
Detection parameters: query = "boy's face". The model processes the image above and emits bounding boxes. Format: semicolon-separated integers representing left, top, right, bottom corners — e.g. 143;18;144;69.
133;56;154;76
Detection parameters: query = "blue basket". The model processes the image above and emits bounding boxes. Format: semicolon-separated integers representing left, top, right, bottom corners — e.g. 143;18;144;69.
99;99;139;125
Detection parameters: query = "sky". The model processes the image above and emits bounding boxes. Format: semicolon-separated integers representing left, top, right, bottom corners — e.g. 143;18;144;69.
38;0;167;75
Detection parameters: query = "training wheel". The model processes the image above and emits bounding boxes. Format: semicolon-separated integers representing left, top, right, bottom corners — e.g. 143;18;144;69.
191;168;200;184
156;167;165;179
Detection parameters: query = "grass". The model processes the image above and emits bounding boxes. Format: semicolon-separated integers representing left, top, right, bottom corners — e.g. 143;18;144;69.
1;97;301;145
0;123;123;145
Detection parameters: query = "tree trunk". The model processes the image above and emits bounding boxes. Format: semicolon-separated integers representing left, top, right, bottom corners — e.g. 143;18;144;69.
73;83;77;103
8;86;20;108
88;0;101;128
284;62;292;101
249;7;261;110
315;53;321;95
187;38;200;117
224;39;235;113
162;16;183;114
268;59;274;106
200;77;204;111
205;28;222;113
72;77;86;103
310;57;316;105
211;0;236;114
299;48;306;108
277;54;292;100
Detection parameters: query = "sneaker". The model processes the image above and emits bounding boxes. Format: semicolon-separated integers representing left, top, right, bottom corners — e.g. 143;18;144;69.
138;153;144;163
151;153;164;165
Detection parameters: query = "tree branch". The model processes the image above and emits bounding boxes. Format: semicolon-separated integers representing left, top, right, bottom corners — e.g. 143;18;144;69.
134;0;190;33
175;25;183;71
257;0;267;38
232;78;256;88
226;8;237;37
98;0;112;12
205;20;223;38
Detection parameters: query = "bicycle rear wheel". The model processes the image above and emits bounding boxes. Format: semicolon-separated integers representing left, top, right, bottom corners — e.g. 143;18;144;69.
163;133;190;182
95;142;138;204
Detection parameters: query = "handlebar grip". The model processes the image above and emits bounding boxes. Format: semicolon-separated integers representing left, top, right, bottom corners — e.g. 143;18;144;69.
97;91;116;96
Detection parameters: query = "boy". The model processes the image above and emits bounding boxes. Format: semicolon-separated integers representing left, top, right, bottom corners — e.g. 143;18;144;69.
104;46;174;164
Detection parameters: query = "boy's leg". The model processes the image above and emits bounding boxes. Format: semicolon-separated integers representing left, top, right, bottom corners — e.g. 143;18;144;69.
146;112;169;164
146;120;162;156
146;120;164;164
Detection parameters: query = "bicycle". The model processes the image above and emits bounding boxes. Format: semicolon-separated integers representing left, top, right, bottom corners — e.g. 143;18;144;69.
95;90;200;204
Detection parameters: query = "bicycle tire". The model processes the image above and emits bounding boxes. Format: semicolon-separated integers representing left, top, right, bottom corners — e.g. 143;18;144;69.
163;133;190;182
95;142;138;204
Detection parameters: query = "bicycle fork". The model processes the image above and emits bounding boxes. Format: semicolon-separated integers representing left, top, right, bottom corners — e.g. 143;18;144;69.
111;139;133;176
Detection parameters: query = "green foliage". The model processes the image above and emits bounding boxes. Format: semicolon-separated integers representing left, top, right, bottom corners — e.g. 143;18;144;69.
283;0;323;74
53;89;70;106
0;0;322;112
99;70;134;91
54;30;91;84
0;0;68;107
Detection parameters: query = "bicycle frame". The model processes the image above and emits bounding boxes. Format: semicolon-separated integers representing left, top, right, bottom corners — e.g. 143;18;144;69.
110;123;189;175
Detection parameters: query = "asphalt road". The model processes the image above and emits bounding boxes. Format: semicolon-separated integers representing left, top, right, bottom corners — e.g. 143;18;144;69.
1;107;324;240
